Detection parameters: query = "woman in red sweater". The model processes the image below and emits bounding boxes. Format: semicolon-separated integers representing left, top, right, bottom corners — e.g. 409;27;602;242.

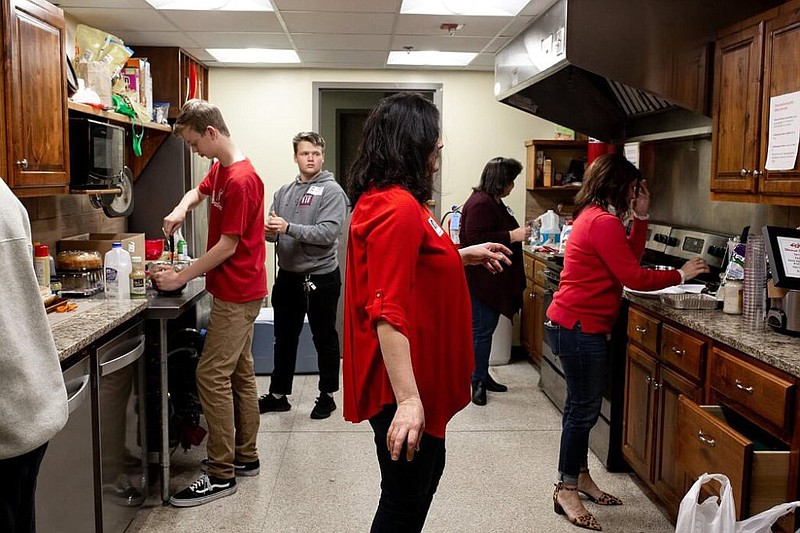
343;92;511;532
546;154;708;530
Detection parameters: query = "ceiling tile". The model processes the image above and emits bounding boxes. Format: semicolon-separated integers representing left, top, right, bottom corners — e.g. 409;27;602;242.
187;31;290;48
56;0;151;8
293;33;390;51
281;12;395;34
160;10;282;32
181;47;216;62
117;30;198;48
390;35;491;53
62;8;175;31
298;50;388;65
518;0;557;16
501;16;534;36
272;0;399;13
395;14;511;36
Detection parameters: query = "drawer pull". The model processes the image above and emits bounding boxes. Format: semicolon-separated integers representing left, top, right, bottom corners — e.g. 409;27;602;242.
735;379;754;394
670;346;685;356
634;325;648;334
697;431;716;447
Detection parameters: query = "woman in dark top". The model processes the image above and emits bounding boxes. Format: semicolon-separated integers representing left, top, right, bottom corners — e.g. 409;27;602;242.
460;157;530;405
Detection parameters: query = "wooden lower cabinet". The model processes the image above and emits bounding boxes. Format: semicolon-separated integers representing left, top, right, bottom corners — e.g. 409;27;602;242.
622;344;656;478
520;279;536;362
521;253;544;366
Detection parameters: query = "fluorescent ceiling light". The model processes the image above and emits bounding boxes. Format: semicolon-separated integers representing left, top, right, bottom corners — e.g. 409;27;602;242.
400;0;528;16
207;48;299;63
145;0;273;11
388;50;477;66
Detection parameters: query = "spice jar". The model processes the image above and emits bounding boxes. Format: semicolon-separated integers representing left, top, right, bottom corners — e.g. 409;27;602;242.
723;279;743;314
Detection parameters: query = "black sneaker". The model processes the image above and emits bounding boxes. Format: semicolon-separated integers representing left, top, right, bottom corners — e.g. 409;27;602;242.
310;394;336;419
200;458;260;477
259;393;291;413
169;475;236;507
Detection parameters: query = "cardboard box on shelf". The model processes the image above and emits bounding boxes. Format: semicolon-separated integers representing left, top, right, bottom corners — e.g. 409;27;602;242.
58;233;145;258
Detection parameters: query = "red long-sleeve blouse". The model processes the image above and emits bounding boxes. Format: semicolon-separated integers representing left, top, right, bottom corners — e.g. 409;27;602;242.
342;185;473;438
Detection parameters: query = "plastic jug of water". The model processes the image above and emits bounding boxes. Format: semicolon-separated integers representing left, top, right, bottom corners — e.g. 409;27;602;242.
537;209;561;245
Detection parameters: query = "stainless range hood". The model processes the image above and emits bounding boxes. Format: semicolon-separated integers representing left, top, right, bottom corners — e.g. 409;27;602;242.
495;0;779;143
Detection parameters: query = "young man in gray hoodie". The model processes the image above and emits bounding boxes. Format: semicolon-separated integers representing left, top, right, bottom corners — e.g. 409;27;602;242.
260;131;348;419
0;179;68;531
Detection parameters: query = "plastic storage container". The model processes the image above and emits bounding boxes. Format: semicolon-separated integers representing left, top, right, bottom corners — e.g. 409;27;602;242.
252;307;318;375
104;241;132;299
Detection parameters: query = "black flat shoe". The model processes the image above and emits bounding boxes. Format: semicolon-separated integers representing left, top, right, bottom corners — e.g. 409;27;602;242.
486;374;508;392
471;381;487;406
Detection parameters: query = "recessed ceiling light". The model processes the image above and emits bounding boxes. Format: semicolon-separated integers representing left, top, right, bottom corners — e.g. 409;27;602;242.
145;0;273;11
400;0;528;16
206;48;299;63
388;50;477;66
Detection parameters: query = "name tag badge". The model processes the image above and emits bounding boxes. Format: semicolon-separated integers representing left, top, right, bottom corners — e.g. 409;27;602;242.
308;185;324;196
428;216;444;237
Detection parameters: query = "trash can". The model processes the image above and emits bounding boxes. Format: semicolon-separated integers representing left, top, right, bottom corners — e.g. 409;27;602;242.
489;314;512;366
252;307;318;375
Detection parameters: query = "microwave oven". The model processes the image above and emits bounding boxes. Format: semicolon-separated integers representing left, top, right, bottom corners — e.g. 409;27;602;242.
69;117;125;189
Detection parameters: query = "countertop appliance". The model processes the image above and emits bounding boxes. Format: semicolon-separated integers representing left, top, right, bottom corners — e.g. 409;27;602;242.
762;226;800;336
129;134;212;259
37;355;96;533
539;223;733;471
69;117;126;190
494;0;781;142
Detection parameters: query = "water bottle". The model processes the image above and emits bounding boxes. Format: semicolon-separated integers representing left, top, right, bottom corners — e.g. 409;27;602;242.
175;227;188;260
104;241;132;299
449;207;461;246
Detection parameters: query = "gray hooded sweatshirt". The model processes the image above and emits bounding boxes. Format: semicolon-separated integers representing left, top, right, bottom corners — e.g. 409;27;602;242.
271;170;348;274
0;180;68;459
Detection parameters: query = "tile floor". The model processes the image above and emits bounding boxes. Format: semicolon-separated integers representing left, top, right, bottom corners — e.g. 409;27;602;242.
129;359;675;533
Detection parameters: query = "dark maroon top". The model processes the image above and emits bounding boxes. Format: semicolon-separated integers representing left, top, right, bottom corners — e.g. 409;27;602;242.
460;190;525;318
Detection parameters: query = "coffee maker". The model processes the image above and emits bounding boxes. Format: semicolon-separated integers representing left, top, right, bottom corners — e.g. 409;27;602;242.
762;226;800;335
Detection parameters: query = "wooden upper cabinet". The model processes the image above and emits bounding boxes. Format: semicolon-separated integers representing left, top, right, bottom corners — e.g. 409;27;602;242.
5;0;69;195
759;8;800;195
711;1;800;203
710;21;764;195
128;46;209;120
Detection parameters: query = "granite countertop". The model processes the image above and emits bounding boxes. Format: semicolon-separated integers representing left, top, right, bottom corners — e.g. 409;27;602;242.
626;294;800;380
51;298;148;362
522;245;557;262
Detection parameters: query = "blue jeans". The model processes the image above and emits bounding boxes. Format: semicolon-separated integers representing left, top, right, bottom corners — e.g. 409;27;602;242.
470;293;500;383
544;321;607;485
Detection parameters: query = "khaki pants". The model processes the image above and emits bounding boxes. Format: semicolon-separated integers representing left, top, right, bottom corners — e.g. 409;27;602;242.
197;298;262;479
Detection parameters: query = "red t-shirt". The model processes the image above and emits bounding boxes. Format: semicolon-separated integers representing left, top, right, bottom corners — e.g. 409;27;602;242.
547;205;681;334
198;158;267;303
342;185;472;438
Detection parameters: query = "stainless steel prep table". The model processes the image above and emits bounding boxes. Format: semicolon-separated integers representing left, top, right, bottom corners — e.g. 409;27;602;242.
143;277;210;502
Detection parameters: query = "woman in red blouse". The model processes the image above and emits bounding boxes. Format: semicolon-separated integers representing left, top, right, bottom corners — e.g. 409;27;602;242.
343;92;511;532
546;154;709;530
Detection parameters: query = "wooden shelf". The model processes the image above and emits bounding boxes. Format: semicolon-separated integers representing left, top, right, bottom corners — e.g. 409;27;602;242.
530;186;581;192
67;101;172;132
70;188;122;195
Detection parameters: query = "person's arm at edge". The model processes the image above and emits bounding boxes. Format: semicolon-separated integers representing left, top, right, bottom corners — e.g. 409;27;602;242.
376;321;424;462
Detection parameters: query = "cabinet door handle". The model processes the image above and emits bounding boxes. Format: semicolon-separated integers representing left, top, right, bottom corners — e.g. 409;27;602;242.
635;325;648;334
735;379;754;394
670;346;685;356
645;375;653;386
740;168;751;177
697;430;716;447
752;169;762;178
16;158;28;169
653;381;662;390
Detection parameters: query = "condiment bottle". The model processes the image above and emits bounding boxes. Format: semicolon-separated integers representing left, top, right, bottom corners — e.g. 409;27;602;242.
34;244;51;288
129;256;146;299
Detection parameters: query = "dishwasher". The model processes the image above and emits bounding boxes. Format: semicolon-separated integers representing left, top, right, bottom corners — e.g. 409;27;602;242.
37;353;97;532
95;320;148;533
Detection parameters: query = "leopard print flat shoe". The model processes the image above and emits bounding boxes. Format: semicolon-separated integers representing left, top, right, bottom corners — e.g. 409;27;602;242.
553;483;602;531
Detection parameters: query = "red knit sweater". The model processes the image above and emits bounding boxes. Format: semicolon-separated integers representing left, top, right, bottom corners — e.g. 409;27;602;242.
547;205;681;334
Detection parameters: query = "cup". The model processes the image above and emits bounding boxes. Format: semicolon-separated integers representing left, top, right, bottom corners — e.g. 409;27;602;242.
145;239;165;261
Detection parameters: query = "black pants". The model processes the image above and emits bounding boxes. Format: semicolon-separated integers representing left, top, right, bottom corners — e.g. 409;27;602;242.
369;405;446;533
0;443;48;533
269;267;341;395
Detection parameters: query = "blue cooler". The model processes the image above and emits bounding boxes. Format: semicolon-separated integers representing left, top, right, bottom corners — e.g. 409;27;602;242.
252;307;319;375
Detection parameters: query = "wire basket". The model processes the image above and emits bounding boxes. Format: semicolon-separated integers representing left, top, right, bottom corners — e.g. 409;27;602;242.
659;293;720;310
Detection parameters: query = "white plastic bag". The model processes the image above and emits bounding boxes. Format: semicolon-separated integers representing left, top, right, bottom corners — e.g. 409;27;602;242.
675;473;736;533
735;500;800;533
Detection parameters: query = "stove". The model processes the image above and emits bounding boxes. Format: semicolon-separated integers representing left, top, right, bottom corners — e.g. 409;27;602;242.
538;223;734;472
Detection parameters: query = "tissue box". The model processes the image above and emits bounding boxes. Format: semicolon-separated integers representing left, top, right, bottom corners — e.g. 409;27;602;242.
58;232;145;258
